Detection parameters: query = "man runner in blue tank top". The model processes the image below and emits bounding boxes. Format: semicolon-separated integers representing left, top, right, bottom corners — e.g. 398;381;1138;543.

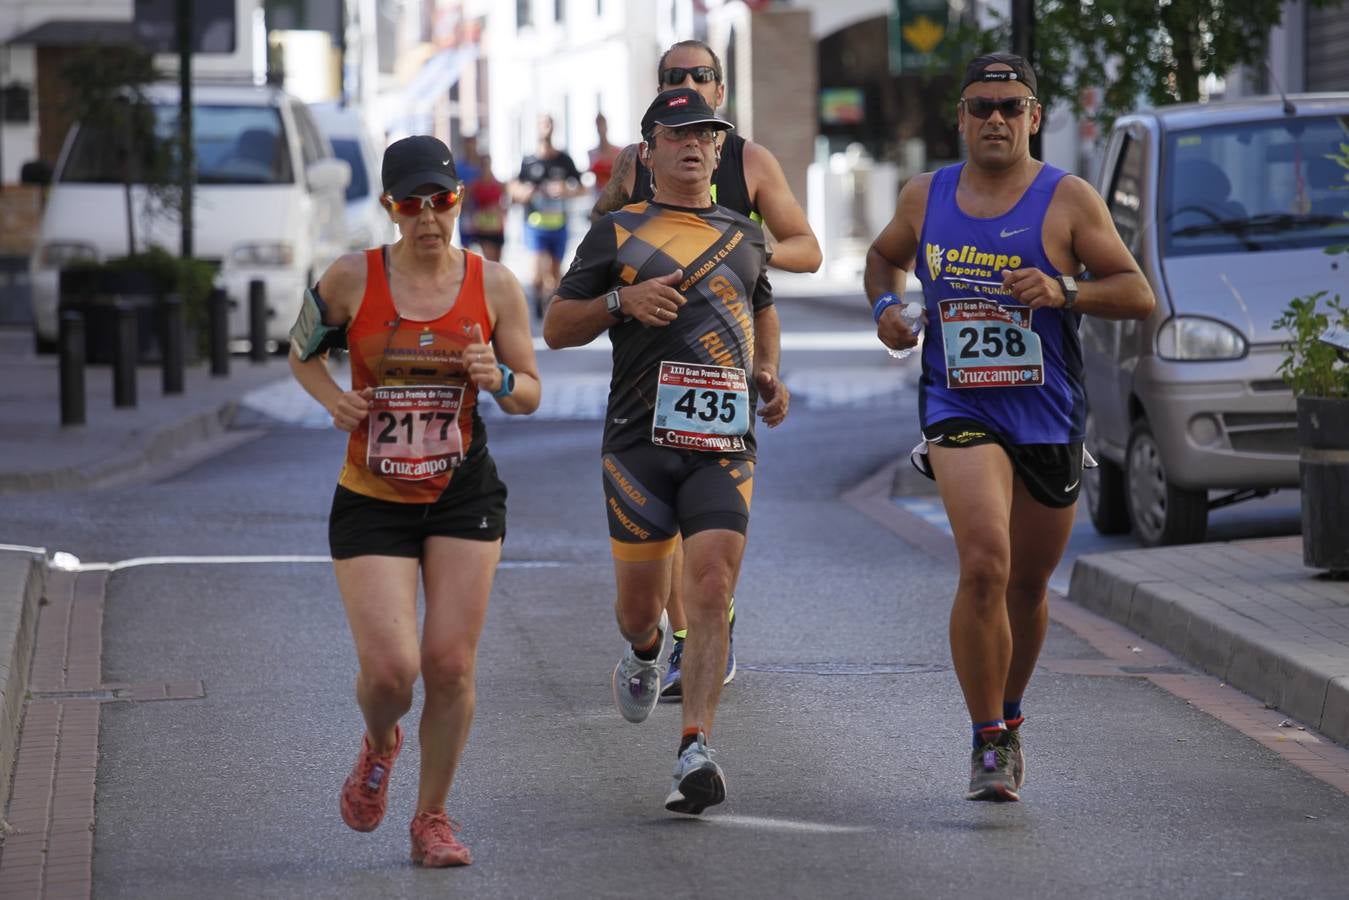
593;39;821;704
865;53;1155;801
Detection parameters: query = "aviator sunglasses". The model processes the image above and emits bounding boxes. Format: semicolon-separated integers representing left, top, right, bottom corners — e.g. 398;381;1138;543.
660;65;719;86
961;96;1038;119
386;185;464;216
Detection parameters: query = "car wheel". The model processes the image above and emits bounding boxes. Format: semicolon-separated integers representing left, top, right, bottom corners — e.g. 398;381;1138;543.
1084;414;1131;535
1125;419;1208;547
34;332;57;355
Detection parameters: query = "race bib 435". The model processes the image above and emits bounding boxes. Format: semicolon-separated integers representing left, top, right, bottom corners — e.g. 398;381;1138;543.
651;361;749;452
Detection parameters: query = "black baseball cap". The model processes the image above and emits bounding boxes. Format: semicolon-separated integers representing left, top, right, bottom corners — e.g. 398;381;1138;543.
381;135;459;200
961;52;1038;96
640;88;733;140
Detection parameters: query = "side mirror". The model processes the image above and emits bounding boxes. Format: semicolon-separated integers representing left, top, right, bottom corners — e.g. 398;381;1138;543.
307;157;351;193
20;160;52;186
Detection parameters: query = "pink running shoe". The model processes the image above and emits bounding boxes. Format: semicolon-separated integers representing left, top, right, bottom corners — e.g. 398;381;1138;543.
339;724;403;832
409;811;473;867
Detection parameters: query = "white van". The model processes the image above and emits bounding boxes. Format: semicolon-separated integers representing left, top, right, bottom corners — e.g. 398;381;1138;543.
26;80;349;349
309;101;398;250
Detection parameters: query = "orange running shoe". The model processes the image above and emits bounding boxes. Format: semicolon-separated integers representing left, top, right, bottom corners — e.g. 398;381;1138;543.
339;724;403;832
409;811;473;867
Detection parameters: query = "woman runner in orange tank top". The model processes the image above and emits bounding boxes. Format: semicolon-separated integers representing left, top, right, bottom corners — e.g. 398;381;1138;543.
288;135;540;867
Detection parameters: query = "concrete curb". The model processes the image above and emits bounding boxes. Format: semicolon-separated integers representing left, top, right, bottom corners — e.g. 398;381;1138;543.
1070;551;1349;747
0;401;241;495
0;547;44;821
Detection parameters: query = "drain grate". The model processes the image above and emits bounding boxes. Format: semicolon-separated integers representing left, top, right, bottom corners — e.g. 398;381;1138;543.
738;662;946;676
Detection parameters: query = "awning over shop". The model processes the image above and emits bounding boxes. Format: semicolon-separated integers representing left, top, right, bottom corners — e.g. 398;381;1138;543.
382;45;479;137
5;20;135;46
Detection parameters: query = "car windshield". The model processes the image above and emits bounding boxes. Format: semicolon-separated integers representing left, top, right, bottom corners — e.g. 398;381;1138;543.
60;103;294;186
1162;113;1349;256
329;138;369;202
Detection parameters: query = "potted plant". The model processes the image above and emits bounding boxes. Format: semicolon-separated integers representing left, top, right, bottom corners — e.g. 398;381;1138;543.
1274;143;1349;575
62;246;214;364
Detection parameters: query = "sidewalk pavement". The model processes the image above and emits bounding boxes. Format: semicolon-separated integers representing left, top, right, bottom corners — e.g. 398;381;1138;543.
1;320;1348;818
0;327;292;811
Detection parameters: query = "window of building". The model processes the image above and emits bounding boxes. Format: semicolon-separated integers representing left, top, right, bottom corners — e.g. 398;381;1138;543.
517;0;532;29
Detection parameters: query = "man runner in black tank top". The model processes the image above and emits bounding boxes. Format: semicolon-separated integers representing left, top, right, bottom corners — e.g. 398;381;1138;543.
593;39;821;702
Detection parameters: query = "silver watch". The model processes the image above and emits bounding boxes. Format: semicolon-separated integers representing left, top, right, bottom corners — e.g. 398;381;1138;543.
604;289;624;319
1057;274;1078;310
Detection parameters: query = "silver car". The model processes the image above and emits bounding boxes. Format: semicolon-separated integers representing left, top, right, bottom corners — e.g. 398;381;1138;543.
1083;93;1349;546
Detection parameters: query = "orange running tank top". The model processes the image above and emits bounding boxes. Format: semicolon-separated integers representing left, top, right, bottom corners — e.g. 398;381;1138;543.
338;247;491;503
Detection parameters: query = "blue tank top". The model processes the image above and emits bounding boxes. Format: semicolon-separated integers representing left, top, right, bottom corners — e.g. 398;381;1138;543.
915;162;1085;445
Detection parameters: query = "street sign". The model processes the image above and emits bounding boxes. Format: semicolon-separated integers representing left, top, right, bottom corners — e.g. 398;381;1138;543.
888;0;951;74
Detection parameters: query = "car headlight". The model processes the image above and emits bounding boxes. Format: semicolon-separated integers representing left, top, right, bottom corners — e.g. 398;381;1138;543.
37;241;98;268
1156;316;1248;360
231;241;294;267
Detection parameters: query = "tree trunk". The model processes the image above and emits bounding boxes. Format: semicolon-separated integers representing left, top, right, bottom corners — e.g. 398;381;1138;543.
123;117;138;257
1165;4;1201;103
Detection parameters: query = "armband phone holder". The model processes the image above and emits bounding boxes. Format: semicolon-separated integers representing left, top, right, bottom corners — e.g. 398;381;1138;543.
290;286;348;361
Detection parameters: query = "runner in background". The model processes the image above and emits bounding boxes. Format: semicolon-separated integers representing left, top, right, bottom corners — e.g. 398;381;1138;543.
511;114;587;318
588;112;622;203
461;148;507;263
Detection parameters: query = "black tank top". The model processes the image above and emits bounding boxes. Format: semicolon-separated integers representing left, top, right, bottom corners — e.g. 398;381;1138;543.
632;133;757;219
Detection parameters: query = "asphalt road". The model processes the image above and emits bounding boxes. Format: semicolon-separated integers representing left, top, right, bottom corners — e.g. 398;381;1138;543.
4;295;1343;899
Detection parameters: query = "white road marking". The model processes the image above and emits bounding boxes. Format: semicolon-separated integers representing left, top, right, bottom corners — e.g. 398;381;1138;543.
704;814;871;834
531;332;890;352
51;555;566;573
0;543;46;555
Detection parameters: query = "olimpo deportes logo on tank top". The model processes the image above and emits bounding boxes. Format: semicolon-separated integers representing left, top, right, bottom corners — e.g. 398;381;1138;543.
925;241;1023;297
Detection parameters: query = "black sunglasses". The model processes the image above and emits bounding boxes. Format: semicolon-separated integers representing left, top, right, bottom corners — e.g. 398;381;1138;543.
660;66;719;86
961;96;1037;119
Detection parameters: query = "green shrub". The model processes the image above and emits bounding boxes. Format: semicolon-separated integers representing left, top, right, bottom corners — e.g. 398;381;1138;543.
1276;142;1349;399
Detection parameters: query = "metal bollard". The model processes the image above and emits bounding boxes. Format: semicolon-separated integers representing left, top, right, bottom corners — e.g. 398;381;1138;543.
113;298;138;408
160;293;184;395
248;278;267;363
208;286;230;377
59;309;86;426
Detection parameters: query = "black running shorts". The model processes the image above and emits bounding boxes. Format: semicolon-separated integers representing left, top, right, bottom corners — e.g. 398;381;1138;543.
919;417;1083;509
328;448;508;559
601;444;754;562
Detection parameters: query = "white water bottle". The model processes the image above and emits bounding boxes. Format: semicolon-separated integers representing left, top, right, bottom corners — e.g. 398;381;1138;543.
886;302;925;360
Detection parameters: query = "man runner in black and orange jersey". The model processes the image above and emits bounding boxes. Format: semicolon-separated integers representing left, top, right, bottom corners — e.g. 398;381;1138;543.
593;38;821;703
544;88;788;814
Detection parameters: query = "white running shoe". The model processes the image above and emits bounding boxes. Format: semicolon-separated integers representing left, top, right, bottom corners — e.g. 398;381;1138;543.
664;731;726;815
612;611;667;723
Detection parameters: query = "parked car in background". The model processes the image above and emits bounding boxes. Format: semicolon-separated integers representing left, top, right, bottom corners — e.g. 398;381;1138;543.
309;101;397;251
1084;93;1349;546
24;80;349;350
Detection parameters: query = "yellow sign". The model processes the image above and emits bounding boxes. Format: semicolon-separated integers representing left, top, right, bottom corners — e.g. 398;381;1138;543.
903;15;945;55
889;1;951;73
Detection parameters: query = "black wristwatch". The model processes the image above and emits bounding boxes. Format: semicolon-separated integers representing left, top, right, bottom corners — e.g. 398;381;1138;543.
1057;274;1078;310
604;289;624;320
